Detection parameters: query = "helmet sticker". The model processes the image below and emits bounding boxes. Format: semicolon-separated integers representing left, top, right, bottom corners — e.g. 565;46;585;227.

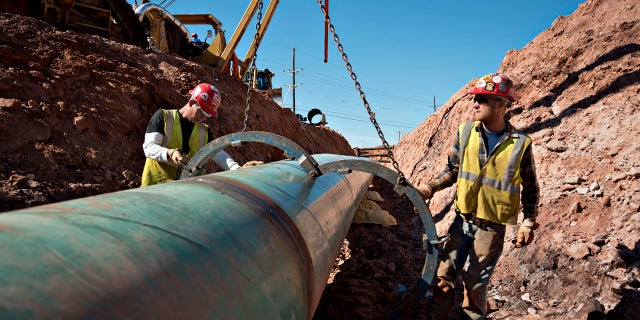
492;75;503;84
484;82;495;92
191;86;202;97
498;80;508;93
200;92;209;102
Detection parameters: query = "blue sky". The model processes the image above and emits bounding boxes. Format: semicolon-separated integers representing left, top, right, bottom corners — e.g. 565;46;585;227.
129;0;585;147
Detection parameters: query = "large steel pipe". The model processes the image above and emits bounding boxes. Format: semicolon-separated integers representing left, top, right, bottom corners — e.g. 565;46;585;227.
0;154;372;319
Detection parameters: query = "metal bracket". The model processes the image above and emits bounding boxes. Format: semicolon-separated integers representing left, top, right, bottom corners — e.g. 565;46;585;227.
179;131;322;179
317;159;439;285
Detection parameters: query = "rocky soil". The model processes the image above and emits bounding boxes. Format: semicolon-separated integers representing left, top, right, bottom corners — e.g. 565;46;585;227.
1;0;640;319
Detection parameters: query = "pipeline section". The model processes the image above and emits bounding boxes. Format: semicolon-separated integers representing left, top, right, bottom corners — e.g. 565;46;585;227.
0;154;372;319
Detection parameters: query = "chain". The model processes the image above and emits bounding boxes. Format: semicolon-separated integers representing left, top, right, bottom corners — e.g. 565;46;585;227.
315;0;406;184
242;1;264;132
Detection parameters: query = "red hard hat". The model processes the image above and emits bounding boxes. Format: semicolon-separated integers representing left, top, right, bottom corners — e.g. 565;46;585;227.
468;73;515;101
189;83;221;117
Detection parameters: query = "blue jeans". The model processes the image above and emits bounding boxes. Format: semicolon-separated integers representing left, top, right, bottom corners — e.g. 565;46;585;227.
430;214;506;320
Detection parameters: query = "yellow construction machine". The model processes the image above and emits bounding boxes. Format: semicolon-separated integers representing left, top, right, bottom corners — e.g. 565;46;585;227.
0;0;147;47
134;0;282;101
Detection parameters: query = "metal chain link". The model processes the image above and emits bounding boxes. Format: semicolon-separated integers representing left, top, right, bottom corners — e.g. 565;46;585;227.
242;1;264;132
315;0;406;184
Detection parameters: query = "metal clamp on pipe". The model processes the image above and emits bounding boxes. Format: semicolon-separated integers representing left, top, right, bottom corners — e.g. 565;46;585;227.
180;131;323;180
317;159;439;286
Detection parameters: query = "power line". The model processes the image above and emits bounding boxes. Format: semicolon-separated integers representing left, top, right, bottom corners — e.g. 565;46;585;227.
300;70;427;105
259;54;430;107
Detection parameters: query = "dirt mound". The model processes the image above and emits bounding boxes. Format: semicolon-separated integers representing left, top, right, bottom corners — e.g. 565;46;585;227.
391;0;640;318
0;12;352;211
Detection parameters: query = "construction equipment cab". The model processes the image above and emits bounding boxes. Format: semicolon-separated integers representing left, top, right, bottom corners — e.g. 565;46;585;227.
242;68;283;102
243;69;274;91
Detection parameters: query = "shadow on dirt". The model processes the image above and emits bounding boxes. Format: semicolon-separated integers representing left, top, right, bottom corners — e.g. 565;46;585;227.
586;239;640;320
515;43;640;135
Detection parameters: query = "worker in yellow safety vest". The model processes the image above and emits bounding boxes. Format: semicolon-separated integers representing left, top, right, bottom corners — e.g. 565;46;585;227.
141;83;242;187
418;73;540;320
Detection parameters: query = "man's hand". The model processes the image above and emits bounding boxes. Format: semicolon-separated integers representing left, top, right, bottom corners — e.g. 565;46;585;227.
167;148;184;165
515;218;540;248
417;185;434;200
242;160;264;168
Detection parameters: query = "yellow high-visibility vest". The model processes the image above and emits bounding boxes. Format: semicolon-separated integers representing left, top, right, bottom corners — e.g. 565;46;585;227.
454;121;531;225
141;110;207;187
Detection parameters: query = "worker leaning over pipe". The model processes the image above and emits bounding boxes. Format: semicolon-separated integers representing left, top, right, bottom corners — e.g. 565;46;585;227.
417;73;540;320
141;83;241;187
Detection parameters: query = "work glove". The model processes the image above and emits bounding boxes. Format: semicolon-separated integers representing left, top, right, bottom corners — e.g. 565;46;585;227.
515;218;540;248
417;185;433;200
167;148;184;166
242;160;264;168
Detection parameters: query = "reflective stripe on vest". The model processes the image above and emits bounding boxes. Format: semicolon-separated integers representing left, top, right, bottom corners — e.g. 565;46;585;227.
140;110;208;187
454;121;531;225
163;110;207;155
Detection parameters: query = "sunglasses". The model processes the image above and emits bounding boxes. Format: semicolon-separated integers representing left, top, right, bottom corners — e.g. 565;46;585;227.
473;96;505;104
193;101;211;118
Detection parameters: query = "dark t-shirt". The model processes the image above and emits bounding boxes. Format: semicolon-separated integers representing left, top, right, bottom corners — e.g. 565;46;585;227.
146;109;212;154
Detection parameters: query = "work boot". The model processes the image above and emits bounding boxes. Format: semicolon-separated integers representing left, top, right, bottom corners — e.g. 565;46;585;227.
429;278;455;320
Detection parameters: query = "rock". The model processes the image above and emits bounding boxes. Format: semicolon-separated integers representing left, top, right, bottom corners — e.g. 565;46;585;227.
592;233;608;246
28;70;46;81
0;98;20;109
607;146;620;157
612;173;628;182
578;137;594;150
565;176;583;185
567;242;591;259
8;174;28;188
546;140;568;152
587;243;601;255
576;187;590;195
487;298;499;312
73;115;90;132
27;180;41;188
28;61;44;72
121;170;133;180
569;201;583;214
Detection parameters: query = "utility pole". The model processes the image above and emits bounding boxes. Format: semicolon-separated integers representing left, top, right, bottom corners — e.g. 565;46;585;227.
284;48;303;114
433;96;437;113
